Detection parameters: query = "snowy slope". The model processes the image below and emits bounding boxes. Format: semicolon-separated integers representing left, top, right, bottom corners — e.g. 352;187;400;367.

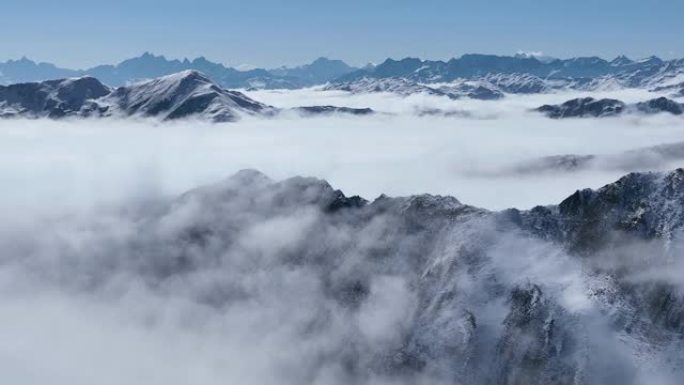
0;76;110;118
8;168;683;384
92;70;277;122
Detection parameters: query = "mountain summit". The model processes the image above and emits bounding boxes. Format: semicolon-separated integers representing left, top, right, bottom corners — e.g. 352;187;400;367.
0;71;274;121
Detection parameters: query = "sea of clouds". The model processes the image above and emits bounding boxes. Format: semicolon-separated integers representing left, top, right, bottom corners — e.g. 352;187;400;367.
0;88;683;384
2;87;683;215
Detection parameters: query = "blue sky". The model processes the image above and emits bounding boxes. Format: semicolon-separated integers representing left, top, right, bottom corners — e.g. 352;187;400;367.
1;0;682;68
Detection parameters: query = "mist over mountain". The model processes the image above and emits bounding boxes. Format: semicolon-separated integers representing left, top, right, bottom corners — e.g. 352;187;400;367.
2;48;684;385
4;0;684;382
536;97;684;119
2;168;683;384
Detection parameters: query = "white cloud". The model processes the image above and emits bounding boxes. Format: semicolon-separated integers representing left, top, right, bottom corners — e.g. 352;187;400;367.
0;87;681;217
1;88;683;383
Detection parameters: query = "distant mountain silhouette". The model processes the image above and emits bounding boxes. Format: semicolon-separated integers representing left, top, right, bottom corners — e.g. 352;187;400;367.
2;53;684;93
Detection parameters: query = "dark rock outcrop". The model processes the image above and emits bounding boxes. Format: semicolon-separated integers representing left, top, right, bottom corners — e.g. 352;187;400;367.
0;77;110;118
636;97;683;115
537;97;625;118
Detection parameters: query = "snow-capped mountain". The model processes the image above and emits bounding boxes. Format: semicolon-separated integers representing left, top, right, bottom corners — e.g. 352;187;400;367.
329;54;684;97
0;76;111;118
0;71;274;121
0;71;374;121
323;77;461;99
90;70;277;122
4;53;684;93
11;168;684;384
340;54;683;86
324;68;678;100
479;73;551;94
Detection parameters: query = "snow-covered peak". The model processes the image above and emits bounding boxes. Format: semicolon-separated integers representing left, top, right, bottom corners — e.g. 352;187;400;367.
99;70;276;121
0;76;110;118
0;71;277;122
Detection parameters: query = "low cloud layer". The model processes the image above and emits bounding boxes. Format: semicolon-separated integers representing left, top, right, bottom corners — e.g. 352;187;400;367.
1;88;683;215
0;88;683;384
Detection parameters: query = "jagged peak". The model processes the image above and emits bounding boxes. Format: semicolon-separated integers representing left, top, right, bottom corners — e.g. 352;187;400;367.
610;55;634;66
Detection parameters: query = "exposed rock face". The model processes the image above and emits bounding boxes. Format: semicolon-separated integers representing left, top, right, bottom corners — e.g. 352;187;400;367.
0;71;275;122
494;285;579;385
537;97;626;118
1;71;380;122
0;77;110;118
636;96;683;115
508;169;684;351
481;73;550;94
7;168;684;384
324;77;461;99
437;83;505;100
508;169;684;249
537;97;684;118
91;70;276;122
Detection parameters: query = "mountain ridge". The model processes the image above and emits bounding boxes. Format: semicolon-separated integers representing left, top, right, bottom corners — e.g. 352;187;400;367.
0;71;374;121
12;167;683;384
3;53;684;91
0;53;359;89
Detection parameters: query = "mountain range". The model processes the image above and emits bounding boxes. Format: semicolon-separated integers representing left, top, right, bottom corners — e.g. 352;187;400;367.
13;167;684;384
2;53;684;93
3;70;684;122
0;70;373;121
0;53;359;89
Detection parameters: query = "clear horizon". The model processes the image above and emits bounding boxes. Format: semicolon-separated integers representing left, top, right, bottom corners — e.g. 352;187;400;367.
1;0;682;69
0;50;679;72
